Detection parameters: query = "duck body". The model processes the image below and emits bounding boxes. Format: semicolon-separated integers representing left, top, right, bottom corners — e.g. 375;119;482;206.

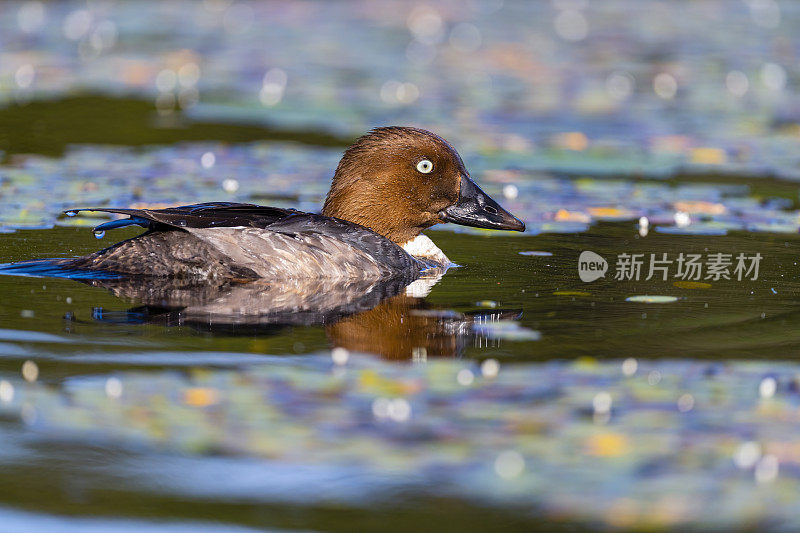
30;127;525;281
62;202;433;281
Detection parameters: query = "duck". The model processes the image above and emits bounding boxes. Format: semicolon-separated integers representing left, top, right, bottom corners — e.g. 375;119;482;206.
55;126;525;280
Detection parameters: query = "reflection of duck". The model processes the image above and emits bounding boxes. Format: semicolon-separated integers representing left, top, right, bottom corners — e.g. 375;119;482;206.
327;294;520;360
85;271;426;327
84;273;521;360
52;127;524;280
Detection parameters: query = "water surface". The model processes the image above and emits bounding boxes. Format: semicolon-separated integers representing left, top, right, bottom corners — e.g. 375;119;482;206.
0;217;799;530
4;0;800;529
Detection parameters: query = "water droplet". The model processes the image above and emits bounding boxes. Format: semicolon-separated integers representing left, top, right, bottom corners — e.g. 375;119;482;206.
621;358;638;377
502;184;518;200
65;211;77;217
674;211;691;227
331;347;349;366
372;397;391;419
457;368;475;386
200;151;215;169
760;377;777;398
0;380;14;403
677;393;695;412
105;377;123;399
593;391;612;414
387;398;411;422
734;441;762;469
222;178;240;193
495;450;525;479
22;360;38;382
93;230;105;239
481;358;500;378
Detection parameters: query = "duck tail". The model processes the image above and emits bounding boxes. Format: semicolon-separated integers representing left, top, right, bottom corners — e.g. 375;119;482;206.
0;258;121;280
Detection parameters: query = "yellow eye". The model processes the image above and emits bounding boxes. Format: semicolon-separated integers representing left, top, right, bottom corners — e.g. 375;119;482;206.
416;159;433;174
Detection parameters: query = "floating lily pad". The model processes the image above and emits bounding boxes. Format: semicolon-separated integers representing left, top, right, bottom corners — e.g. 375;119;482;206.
673;281;712;289
625;295;679;303
553;291;591;297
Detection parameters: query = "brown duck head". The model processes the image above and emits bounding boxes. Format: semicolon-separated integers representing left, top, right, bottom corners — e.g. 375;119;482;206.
321;126;525;244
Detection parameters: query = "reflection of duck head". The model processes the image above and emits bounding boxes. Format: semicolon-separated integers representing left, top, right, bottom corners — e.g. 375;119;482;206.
326;294;520;361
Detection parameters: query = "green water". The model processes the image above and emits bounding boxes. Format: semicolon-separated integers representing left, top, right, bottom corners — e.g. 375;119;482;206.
2;223;797;364
0;96;350;161
0;222;798;531
3;97;800;532
6;0;800;525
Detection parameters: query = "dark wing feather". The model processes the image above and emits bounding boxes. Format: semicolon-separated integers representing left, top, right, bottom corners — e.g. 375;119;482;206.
65;203;422;277
68;203;300;232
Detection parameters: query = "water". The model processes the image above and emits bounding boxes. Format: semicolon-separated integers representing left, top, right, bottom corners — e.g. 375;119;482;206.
3;223;798;361
0;218;799;530
1;123;800;530
4;0;800;529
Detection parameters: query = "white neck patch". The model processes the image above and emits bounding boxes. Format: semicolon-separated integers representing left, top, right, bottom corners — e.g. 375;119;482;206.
401;234;451;266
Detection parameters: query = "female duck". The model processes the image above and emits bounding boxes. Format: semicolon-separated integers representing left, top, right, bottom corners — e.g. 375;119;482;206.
60;127;524;280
